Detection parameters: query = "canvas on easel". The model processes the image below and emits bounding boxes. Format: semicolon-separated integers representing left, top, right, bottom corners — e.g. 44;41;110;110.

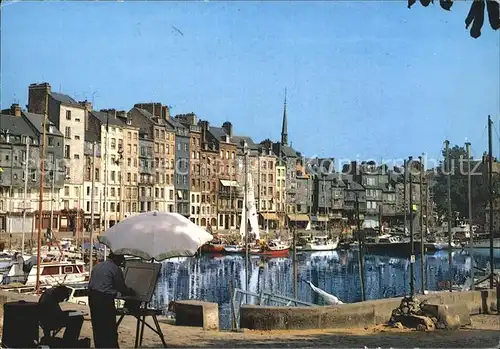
122;261;162;303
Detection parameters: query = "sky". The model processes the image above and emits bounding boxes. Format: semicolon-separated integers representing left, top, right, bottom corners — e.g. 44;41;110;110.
1;1;499;164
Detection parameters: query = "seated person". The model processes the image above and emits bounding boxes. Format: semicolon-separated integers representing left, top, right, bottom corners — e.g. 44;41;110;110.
38;285;84;345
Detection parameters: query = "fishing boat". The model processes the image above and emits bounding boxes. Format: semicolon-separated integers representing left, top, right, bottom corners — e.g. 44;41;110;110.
424;236;459;251
364;234;411;255
250;240;290;257
223;244;244;253
302;236;339;251
0;256;88;287
200;243;226;254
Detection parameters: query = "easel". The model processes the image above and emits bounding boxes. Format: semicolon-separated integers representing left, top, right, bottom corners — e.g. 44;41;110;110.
116;303;166;348
115;261;166;348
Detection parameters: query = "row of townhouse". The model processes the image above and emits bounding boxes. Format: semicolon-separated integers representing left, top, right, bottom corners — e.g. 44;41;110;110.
0;81;437;236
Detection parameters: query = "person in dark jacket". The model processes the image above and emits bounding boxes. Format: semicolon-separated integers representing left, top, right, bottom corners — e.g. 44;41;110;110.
38;285;84;343
88;253;134;348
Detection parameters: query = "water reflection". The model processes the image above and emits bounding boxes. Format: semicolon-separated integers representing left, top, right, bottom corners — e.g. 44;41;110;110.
151;250;500;329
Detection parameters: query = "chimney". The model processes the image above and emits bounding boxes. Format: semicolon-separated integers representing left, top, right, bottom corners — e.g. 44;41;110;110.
161;106;171;120
351;161;358;178
28;82;51;114
222;121;233;137
79;100;92;111
10;104;21;117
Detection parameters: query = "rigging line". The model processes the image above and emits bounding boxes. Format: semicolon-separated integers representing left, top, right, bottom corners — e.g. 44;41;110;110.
492;123;500;152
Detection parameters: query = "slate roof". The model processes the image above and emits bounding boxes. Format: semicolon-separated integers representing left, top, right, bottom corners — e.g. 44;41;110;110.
90;111;126;127
0;114;37;137
133;108;175;130
85;129;100;143
341;174;365;190
51;92;79;106
22;112;63;136
166;117;185;132
208;126;228;141
233;135;259;150
281;144;299;157
324;173;346;186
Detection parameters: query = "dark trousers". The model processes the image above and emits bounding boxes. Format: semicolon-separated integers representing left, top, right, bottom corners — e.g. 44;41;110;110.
62;310;84;342
89;290;119;349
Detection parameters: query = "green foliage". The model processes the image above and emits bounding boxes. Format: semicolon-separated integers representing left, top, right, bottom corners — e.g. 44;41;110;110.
433;144;500;223
408;0;500;39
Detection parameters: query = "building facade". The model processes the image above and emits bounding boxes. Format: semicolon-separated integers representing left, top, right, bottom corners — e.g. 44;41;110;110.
176;114;202;224
28;83;86;232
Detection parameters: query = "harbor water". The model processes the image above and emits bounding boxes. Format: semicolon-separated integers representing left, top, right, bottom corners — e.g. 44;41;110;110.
150;249;500;329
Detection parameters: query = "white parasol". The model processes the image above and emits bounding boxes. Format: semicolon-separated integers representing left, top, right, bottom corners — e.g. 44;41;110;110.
98;212;213;261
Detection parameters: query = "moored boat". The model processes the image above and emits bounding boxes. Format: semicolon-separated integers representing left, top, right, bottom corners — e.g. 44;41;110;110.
249;240;290;257
364;234;411;256
0;256;88;287
223;244;244;253
201;243;226;254
302;236;339;251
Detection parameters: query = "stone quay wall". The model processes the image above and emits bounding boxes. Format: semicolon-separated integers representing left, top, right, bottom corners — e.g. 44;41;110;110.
240;289;498;330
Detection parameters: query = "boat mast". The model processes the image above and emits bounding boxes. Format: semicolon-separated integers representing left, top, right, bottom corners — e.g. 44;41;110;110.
444;139;452;292
356;193;365;301
22;140;29;257
89;141;96;273
419;154;425;294
487;116;494;288
36;92;49;293
408;156;415;297
403;159;407;236
465;142;473;290
243;141;249;299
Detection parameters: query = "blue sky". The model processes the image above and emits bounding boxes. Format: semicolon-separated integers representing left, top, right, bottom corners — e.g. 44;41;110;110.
1;1;499;162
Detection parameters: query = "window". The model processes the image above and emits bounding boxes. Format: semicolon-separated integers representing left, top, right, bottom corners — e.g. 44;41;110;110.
111;138;116;149
64;145;70;159
48;137;54;146
64;186;70;196
65;126;71;139
66;110;71;120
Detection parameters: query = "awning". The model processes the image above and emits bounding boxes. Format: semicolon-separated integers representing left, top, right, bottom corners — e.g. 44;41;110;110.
260;212;279;221
220;179;239;187
315;216;329;222
287;214;310;222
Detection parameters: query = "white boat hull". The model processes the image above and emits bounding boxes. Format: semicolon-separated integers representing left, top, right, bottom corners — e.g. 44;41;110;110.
302;241;338;251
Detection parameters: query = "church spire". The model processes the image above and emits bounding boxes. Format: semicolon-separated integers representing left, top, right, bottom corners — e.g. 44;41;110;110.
281;88;288;146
